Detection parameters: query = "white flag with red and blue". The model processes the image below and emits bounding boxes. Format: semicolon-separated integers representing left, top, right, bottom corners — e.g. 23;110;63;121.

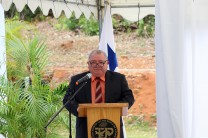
99;5;118;72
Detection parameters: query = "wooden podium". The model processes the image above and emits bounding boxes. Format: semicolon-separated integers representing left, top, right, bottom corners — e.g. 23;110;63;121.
78;103;128;138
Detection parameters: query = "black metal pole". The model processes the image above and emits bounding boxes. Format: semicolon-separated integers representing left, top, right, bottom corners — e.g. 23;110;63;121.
44;82;88;136
69;101;72;138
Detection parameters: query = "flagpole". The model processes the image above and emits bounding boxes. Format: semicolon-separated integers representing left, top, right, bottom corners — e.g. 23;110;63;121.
97;0;102;39
98;0;110;40
104;0;109;14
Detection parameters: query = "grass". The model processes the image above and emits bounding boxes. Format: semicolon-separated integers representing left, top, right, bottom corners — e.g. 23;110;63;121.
125;124;157;138
51;115;157;138
124;116;157;138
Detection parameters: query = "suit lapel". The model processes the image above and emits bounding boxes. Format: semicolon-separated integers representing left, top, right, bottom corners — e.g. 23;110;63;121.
85;78;92;103
105;71;111;102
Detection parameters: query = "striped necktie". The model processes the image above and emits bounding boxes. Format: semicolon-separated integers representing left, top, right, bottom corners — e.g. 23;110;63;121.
95;77;102;103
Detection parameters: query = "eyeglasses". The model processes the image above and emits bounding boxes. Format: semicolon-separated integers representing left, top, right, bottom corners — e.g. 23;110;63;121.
88;60;108;67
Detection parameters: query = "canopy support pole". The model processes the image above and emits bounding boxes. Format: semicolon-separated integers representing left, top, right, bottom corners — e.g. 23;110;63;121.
0;5;7;80
97;0;103;39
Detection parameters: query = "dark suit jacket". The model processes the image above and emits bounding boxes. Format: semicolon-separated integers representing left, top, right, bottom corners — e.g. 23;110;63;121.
63;70;135;138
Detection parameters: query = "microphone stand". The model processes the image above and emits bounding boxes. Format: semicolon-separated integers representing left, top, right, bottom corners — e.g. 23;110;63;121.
44;81;88;138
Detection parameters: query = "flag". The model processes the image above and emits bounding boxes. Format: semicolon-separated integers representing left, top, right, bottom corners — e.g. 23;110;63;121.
99;5;118;72
99;4;127;138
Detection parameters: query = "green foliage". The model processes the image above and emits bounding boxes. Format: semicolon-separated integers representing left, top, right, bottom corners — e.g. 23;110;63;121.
5;5;155;37
137;15;155;38
4;4;19;20
55;13;79;31
53;81;69;95
0;76;65;137
24;6;47;22
112;14;155;37
5;20;48;82
124;116;157;138
56;13;99;36
125;115;148;128
1;20;70;137
5;4;46;22
5;20;25;41
56;14;155;37
49;111;76;138
79;15;99;36
6;35;48;82
112;15;131;33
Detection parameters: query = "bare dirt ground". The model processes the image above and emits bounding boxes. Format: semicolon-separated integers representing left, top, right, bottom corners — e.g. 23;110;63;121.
31;18;156;123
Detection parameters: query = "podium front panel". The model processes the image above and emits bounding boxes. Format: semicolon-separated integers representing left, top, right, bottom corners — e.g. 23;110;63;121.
78;103;128;138
87;107;120;138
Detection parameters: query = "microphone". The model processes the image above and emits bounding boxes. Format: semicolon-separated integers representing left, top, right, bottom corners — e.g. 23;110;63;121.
76;73;92;85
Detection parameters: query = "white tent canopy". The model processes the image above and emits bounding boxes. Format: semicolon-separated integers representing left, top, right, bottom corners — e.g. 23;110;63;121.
0;0;155;22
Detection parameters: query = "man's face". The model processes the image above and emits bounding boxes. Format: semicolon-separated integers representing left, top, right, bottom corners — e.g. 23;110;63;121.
88;53;108;77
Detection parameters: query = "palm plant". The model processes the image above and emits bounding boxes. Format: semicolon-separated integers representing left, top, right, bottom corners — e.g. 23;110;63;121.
5;20;25;40
0;75;66;137
0;20;69;138
6;35;48;83
5;20;26;81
